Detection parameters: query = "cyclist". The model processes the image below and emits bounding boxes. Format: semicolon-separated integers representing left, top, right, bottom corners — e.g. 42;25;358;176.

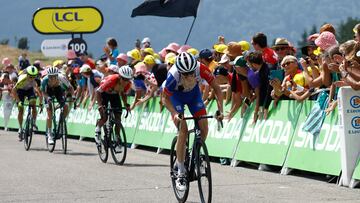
94;65;133;145
41;67;74;145
11;66;43;141
162;52;224;191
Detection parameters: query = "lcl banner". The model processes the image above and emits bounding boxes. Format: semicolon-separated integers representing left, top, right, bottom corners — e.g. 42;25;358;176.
32;6;103;34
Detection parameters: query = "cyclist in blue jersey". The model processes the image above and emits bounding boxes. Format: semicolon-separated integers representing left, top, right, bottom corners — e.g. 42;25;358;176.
162;52;224;191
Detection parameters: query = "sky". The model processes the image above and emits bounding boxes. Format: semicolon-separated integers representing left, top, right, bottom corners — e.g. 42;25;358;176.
0;0;359;58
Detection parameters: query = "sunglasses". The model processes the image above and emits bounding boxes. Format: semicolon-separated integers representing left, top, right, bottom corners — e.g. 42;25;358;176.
181;71;195;76
282;61;294;67
121;77;130;82
275;47;287;51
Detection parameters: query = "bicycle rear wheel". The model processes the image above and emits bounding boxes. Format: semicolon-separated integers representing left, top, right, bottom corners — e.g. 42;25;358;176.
170;136;189;203
60;114;67;154
195;140;212;203
110;124;127;165
23;113;33;151
97;127;109;163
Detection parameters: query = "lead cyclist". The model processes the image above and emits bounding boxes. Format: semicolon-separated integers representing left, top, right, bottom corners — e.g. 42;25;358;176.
162;52;224;191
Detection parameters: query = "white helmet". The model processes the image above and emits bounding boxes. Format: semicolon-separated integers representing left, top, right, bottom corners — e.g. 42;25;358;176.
118;65;133;79
47;66;59;76
175;52;198;73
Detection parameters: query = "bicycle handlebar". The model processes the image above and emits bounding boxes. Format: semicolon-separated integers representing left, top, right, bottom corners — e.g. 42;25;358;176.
103;107;129;119
178;110;224;130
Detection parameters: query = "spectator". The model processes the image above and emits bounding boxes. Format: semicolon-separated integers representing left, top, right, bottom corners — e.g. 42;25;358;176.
79;64;103;110
127;48;142;67
18;53;30;71
116;53;128;67
199;49;217;73
142;37;151;49
79;51;95;69
0;72;15;131
272;38;295;63
213;44;227;62
251;32;278;69
354;24;360;42
103;37;119;65
247;51;272;122
238;41;251;52
186;48;199;58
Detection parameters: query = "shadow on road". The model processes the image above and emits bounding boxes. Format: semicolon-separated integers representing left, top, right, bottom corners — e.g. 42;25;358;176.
29;147;49;152
122;163;169;168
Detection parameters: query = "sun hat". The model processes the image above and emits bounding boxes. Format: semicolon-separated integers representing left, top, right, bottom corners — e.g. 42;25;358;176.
116;53;128;63
315;31;338;51
165;42;180;53
238;41;251;51
225;42;243;58
214;44;228;54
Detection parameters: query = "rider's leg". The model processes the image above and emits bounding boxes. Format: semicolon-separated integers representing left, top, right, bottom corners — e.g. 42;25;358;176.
111;93;122;136
29;98;37;124
95;93;108;143
198;118;209;141
176;119;188;175
46;103;53;134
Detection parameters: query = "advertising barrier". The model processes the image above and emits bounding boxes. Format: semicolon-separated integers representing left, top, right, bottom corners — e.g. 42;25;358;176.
0;96;355;180
234;101;302;166
132;97;167;148
337;87;360;186
283;101;341;176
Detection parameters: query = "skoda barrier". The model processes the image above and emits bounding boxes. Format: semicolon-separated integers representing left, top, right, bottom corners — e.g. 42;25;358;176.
0;92;359;188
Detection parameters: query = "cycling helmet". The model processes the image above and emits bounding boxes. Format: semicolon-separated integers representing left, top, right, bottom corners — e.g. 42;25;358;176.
118;65;133;79
175;52;198;73
47;66;59;76
26;66;38;76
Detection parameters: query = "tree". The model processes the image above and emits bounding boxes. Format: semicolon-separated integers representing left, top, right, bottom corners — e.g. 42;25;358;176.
0;38;9;45
337;17;360;43
297;24;317;48
17;37;29;50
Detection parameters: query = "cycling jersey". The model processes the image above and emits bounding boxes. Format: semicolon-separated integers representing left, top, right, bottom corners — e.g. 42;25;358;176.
14;74;37;90
97;74;131;94
41;74;71;92
164;63;214;96
164;63;214;117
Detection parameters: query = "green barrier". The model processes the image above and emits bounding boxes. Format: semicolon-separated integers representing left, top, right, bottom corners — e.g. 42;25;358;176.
121;97;140;144
132;97;168;148
352;163;360;182
0;98;343;177
283;101;341;176
204;100;244;158
234;100;302;166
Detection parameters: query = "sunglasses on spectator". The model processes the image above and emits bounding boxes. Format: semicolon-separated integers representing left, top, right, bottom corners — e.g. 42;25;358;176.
181;71;195;76
275;47;287;51
282;61;294;67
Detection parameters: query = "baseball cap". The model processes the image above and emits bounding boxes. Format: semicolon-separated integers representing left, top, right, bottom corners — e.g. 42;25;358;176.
199;49;213;59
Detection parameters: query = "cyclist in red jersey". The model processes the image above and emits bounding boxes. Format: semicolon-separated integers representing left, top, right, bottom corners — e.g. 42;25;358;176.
94;65;133;144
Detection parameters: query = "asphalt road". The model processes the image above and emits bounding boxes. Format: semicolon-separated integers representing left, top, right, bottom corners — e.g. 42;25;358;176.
0;130;359;203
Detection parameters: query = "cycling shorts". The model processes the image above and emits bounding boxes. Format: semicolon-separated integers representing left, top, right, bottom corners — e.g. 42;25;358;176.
169;86;206;117
17;89;36;103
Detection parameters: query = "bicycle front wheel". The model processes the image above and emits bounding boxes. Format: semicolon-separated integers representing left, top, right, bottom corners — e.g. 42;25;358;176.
23;114;33;151
97;127;109;163
170;136;189;203
60;114;67;154
110;124;127;165
196;140;212;203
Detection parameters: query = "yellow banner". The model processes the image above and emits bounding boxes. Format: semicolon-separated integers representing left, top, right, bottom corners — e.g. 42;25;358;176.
32;7;103;34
